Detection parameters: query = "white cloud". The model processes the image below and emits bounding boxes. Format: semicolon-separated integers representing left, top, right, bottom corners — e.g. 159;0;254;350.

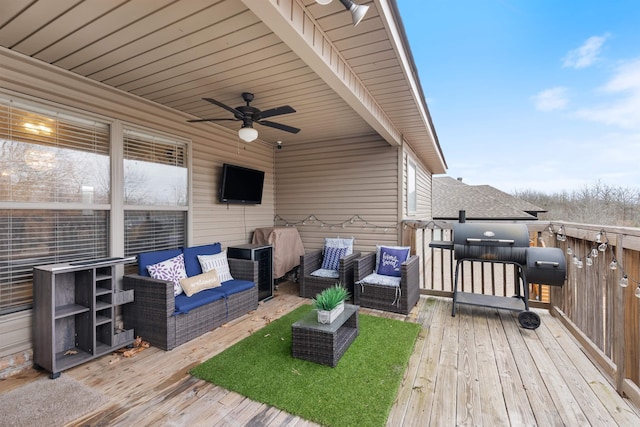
562;34;610;69
601;58;640;91
531;87;569;111
572;59;640;129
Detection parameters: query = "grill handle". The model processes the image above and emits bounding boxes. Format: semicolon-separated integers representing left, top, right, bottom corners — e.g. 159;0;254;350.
535;261;560;267
466;238;515;244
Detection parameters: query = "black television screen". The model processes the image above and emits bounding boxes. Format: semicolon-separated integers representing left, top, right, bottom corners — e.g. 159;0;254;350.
219;163;265;204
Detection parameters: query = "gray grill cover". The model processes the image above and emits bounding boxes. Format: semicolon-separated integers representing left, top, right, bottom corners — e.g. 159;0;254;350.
453;223;530;265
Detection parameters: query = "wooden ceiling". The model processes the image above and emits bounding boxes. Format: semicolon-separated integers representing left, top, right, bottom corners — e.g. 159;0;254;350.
0;0;446;173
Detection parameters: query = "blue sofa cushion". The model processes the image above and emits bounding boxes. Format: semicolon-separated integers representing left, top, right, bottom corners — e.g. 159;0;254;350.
138;248;183;277
183;243;221;277
174;288;225;314
218;280;256;297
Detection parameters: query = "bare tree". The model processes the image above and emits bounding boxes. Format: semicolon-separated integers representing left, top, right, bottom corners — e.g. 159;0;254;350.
514;181;640;227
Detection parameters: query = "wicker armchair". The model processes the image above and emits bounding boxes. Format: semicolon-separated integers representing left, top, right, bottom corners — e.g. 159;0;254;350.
354;252;420;314
299;249;361;299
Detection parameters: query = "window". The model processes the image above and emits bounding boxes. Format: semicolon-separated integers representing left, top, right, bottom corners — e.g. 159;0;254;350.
0;99;190;314
0;99;110;314
123;129;187;206
407;160;417;213
123;128;188;259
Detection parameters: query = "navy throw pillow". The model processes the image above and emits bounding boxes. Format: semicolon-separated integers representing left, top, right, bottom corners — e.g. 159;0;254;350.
321;246;347;271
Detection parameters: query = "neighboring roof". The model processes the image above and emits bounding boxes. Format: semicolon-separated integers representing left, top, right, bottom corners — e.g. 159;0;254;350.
473;185;547;215
432;176;545;220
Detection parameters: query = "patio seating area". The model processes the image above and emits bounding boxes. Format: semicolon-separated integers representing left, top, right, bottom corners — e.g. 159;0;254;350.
2;281;639;426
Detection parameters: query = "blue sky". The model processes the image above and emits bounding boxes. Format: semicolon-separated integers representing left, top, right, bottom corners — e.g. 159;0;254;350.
396;0;640;194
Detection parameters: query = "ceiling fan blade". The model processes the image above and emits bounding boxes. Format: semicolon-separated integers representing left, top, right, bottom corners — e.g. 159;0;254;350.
257;120;300;134
187;118;239;122
258;105;296;119
203;97;242;118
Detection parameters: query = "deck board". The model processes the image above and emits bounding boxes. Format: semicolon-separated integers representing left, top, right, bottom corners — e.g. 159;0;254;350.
1;281;639;426
498;309;560;426
456;304;482;426
518;312;589;426
472;306;510;426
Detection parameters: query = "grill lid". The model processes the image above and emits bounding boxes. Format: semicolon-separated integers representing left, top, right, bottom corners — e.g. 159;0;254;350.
453;223;530;264
453;223;530;247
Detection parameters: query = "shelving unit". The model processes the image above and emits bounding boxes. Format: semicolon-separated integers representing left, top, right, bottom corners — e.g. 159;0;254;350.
33;258;135;378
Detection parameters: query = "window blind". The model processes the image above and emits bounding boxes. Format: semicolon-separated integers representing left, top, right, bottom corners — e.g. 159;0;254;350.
124;211;187;257
0;210;108;314
0;99;110;314
124;129;186;167
123;128;188;265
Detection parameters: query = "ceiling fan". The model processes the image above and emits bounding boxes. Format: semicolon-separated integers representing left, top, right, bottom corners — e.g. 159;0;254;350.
187;92;300;142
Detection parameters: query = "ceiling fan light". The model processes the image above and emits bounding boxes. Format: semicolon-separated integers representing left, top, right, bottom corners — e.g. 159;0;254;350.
238;126;258;142
315;0;333;4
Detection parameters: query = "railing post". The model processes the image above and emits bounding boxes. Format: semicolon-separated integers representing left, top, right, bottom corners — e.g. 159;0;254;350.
614;233;625;395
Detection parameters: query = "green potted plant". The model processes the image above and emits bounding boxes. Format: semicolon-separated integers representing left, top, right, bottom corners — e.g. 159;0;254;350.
311;284;350;324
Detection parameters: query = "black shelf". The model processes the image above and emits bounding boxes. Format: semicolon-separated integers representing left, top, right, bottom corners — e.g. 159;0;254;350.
228;244;273;301
55;304;90;319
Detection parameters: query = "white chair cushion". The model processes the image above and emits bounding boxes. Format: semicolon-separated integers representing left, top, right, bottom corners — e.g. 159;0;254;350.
310;268;340;279
357;273;401;287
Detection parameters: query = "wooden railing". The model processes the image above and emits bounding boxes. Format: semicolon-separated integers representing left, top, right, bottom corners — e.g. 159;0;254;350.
404;219;640;407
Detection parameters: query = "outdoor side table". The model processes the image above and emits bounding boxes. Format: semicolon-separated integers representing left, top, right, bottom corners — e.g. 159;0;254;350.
291;304;359;367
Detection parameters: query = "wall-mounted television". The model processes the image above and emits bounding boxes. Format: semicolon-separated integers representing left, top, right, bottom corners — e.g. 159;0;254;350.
219;163;265;204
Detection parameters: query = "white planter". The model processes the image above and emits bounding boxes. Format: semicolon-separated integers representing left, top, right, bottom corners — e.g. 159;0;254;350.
317;301;345;324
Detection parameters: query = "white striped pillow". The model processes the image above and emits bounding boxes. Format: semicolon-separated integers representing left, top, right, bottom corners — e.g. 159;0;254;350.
198;250;234;283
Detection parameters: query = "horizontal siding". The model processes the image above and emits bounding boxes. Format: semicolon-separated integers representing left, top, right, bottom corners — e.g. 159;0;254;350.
0;52;276;359
190;137;275;247
0;310;31;358
275;135;401;253
416;160;433;218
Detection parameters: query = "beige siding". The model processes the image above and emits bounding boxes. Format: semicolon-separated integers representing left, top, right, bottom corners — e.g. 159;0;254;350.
416;162;433;218
0;54;276;359
191;140;275;247
0;311;31;359
2;52;277;247
275;135;401;254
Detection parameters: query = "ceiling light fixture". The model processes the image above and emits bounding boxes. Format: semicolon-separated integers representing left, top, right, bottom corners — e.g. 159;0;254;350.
315;0;370;27
238;125;258;142
340;0;369;26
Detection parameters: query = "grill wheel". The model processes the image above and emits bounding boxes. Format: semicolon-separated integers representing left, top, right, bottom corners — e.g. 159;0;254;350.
518;311;541;329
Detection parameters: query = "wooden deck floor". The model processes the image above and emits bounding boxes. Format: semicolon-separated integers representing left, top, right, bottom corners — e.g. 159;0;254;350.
2;281;639;426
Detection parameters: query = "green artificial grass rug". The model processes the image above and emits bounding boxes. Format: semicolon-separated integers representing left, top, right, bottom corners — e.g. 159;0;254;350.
190;305;421;427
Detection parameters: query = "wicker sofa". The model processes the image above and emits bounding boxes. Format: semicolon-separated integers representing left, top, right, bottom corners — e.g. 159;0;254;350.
354;251;420;315
123;243;259;350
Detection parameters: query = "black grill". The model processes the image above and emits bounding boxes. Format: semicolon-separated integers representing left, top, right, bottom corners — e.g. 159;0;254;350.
430;220;567;329
453;222;530;265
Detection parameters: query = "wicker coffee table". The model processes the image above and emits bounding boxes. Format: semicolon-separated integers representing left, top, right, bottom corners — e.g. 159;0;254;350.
291;304;359;367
